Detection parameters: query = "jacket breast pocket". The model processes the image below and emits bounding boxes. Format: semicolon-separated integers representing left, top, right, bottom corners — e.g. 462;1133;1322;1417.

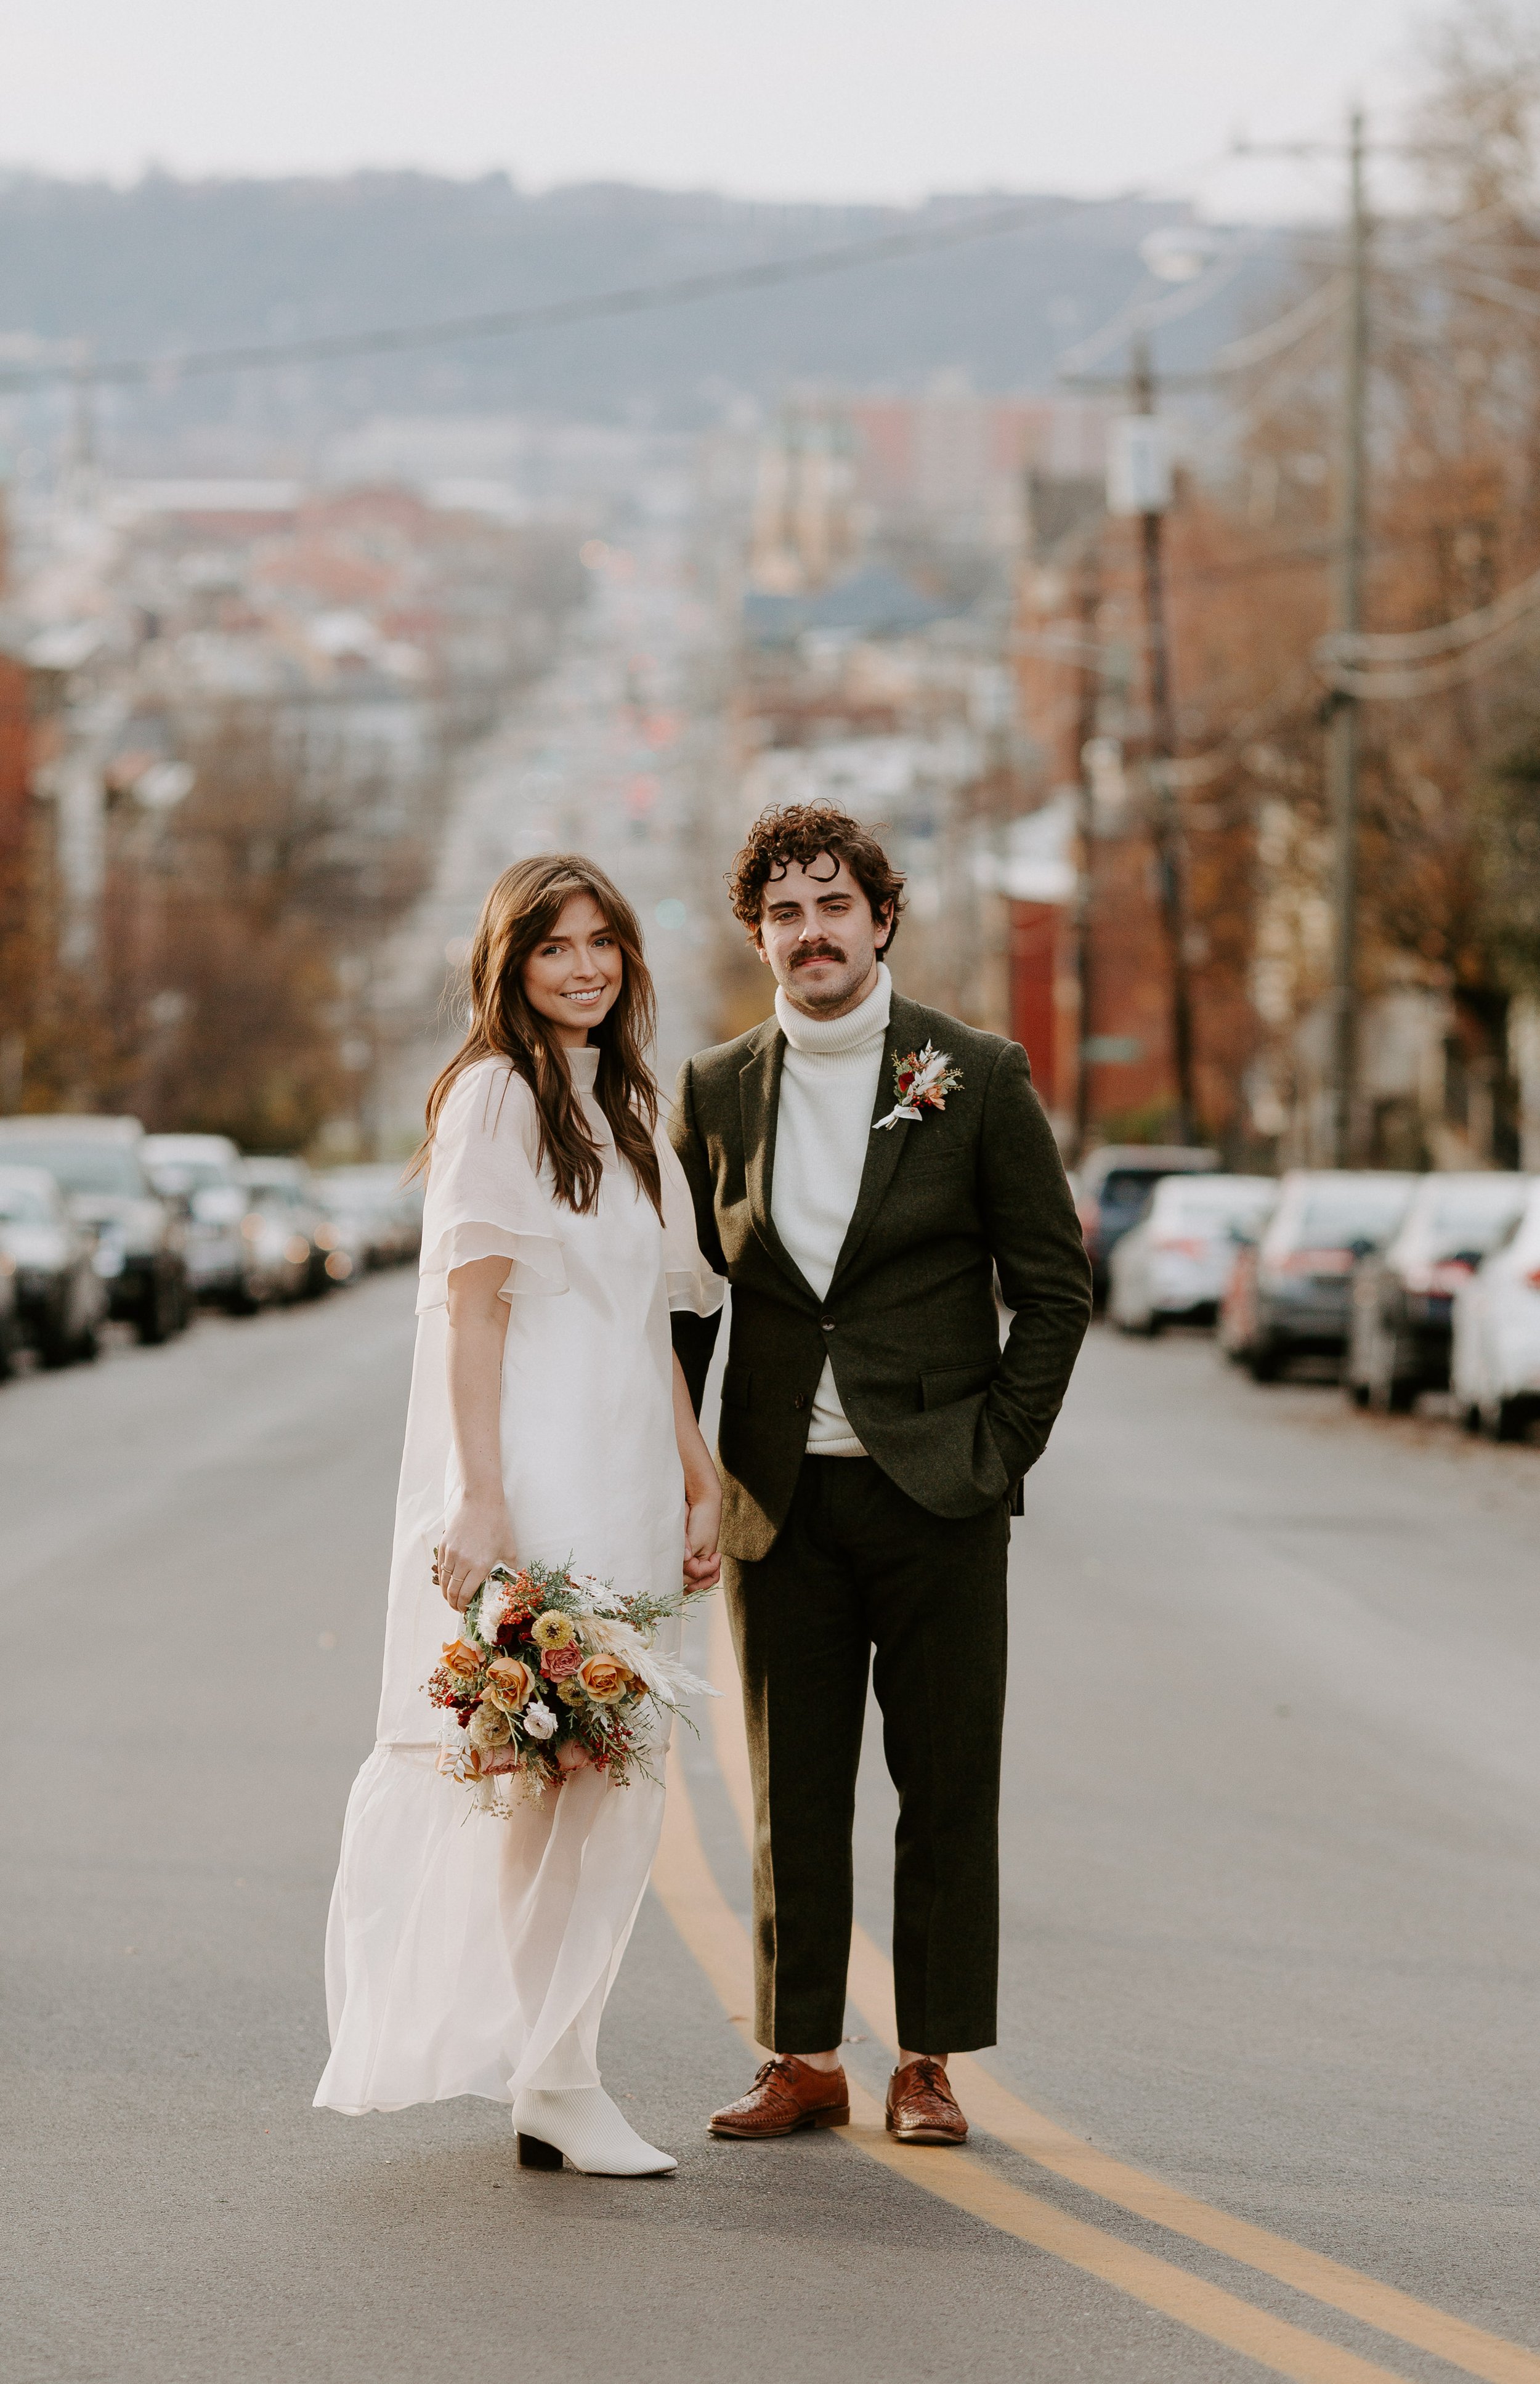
721;1363;753;1411
920;1360;996;1410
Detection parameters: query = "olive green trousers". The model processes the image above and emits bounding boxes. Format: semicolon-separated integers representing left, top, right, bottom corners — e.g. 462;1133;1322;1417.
723;1454;1010;2056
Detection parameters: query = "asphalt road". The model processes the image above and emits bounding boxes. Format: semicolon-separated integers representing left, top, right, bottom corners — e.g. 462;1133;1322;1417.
4;1284;1540;2384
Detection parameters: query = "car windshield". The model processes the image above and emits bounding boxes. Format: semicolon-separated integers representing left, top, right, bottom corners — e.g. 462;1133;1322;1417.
1294;1183;1412;1247
1162;1184;1276;1231
1424;1181;1528;1249
155;1158;233;1192
1101;1170;1166;1209
0;1181;53;1222
0;1138;143;1197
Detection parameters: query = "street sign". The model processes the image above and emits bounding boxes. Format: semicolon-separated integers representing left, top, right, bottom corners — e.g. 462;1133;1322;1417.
1106;416;1172;516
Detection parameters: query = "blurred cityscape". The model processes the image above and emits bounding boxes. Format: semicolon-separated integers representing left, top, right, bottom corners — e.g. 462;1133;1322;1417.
0;12;1539;1430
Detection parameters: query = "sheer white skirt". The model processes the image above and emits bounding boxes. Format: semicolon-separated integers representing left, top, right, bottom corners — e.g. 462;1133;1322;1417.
315;1739;668;2112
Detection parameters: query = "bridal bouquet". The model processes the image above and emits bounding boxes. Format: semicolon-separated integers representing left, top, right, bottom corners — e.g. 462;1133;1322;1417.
428;1559;711;1810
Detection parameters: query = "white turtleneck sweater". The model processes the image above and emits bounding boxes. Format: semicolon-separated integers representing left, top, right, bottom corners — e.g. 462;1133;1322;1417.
771;963;893;1456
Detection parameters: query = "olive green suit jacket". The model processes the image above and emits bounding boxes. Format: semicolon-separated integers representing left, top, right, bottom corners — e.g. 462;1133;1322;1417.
670;989;1092;1563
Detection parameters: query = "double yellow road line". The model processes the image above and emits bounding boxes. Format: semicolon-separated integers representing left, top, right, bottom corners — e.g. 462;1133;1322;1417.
647;1604;1540;2384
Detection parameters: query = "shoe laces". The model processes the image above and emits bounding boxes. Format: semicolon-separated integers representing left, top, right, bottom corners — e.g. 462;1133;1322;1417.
755;2055;804;2085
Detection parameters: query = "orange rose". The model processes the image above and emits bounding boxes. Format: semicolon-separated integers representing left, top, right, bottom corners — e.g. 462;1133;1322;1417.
440;1639;483;1684
484;1655;533;1713
577;1653;631;1705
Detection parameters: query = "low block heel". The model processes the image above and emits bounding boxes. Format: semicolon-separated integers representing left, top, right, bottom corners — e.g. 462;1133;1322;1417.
813;2104;851;2128
517;2132;564;2170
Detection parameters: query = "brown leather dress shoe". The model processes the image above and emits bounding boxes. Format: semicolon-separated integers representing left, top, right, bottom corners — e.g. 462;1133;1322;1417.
708;2055;851;2139
886;2057;968;2145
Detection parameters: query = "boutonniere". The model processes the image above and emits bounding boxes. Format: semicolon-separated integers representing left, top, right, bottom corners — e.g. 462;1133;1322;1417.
873;1043;963;1131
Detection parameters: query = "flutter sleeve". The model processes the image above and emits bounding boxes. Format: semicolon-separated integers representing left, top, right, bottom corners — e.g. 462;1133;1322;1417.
657;1125;725;1318
415;1061;567;1314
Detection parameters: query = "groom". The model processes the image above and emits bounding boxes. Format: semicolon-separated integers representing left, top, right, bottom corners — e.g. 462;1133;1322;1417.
670;801;1091;2146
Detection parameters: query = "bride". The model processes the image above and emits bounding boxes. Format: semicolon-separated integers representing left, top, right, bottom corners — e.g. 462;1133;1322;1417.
314;854;724;2176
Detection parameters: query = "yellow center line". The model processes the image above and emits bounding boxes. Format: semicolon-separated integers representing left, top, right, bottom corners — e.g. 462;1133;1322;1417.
654;1741;1412;2384
695;1599;1540;2384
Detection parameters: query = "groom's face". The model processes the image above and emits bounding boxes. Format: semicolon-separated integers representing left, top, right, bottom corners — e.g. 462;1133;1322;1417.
756;854;892;1018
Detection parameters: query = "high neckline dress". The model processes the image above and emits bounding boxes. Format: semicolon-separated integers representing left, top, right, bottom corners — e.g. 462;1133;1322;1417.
315;1048;722;2115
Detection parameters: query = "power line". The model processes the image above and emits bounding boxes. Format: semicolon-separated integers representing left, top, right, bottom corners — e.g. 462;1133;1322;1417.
0;193;1133;397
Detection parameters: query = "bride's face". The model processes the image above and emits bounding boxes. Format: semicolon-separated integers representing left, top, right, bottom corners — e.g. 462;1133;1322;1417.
521;892;624;1048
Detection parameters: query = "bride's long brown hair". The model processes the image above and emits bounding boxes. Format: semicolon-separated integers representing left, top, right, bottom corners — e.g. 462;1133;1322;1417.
413;854;662;1218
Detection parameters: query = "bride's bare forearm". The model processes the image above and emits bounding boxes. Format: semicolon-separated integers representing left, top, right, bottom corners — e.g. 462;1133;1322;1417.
445;1257;513;1499
671;1352;716;1496
447;1315;508;1496
438;1259;517;1610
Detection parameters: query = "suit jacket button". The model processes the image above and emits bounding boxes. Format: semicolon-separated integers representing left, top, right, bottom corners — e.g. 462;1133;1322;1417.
820;1315;834;1331
793;1392;808;1409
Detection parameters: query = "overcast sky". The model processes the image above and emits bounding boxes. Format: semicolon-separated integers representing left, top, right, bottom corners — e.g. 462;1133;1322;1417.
0;0;1438;217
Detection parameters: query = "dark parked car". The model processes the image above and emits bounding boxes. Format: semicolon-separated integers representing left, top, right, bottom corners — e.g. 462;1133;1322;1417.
0;1116;190;1343
1236;1170;1416;1382
1074;1144;1220;1304
1345;1170;1530;1412
0;1162;107;1365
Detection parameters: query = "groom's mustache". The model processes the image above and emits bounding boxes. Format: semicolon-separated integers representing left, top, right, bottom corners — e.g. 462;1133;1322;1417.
790;943;847;967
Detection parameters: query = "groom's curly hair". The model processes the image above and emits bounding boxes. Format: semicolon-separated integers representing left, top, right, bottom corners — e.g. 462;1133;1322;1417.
728;802;907;952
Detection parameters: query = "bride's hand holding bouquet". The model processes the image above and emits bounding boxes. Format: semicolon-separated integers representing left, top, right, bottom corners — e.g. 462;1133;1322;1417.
434;1489;519;1614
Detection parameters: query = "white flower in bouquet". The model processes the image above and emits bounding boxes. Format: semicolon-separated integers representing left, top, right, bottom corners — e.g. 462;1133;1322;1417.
522;1700;558;1741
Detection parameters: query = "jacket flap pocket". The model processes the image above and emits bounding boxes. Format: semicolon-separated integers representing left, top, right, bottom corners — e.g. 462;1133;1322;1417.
721;1364;753;1411
920;1360;996;1410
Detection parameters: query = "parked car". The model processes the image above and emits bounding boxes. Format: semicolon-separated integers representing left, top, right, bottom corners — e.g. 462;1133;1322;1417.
1074;1145;1221;1305
316;1164;423;1275
1345;1171;1530;1412
1451;1180;1540;1440
317;1164;423;1272
1229;1170;1417;1382
1108;1174;1278;1334
0;1162;107;1365
0;1116;190;1343
0;1236;20;1378
240;1158;337;1299
143;1133;268;1313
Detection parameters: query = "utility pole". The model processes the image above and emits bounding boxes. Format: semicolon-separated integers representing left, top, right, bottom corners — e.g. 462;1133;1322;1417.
1071;538;1102;1162
1127;334;1196;1145
1327;107;1369;1167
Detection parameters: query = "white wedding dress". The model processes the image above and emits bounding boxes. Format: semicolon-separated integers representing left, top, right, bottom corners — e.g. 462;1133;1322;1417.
314;1048;722;2117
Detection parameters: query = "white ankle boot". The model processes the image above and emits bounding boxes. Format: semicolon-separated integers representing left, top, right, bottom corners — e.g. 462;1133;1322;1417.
513;2086;676;2176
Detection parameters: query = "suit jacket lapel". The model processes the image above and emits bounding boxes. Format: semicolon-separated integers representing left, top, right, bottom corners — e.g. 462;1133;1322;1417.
738;1020;818;1300
828;994;920;1290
